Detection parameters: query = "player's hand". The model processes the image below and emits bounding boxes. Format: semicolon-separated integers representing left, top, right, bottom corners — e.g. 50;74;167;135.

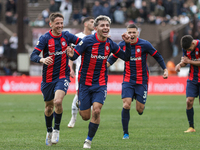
181;56;190;64
66;46;74;57
122;32;130;43
70;68;75;78
163;69;168;79
40;56;53;65
175;63;181;72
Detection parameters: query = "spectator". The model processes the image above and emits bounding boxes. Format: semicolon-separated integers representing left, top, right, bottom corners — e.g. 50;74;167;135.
166;58;177;76
3;38;11;60
54;0;62;11
72;9;81;25
109;0;117;22
42;8;50;25
154;0;165;17
60;0;72;26
29;0;39;7
163;0;174;17
9;33;18;61
113;6;125;24
150;0;156;13
34;13;45;27
80;7;89;22
49;0;58;13
139;1;148;22
126;2;140;23
92;1;102;18
5;0;16;24
179;13;190;24
170;30;179;57
134;0;142;9
101;2;111;18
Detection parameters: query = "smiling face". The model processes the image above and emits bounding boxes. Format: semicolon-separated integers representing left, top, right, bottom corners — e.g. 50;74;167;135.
49;17;64;36
127;27;139;44
95;20;110;41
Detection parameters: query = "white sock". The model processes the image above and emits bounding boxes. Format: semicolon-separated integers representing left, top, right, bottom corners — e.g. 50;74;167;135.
71;94;78;117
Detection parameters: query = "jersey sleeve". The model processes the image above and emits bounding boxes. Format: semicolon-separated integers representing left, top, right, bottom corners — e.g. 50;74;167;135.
110;40;130;61
64;31;82;45
70;38;88;60
30;35;46;63
182;49;187;56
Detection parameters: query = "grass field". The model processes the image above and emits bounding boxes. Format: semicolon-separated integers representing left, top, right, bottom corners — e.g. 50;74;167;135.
1;94;200;150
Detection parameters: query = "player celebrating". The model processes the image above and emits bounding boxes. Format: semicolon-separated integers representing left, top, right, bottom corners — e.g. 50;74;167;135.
68;16;95;128
175;35;200;133
67;15;131;148
30;13;81;146
107;23;168;139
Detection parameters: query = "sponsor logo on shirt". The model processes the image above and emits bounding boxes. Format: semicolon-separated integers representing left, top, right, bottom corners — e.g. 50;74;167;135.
130;57;141;61
49;51;66;56
91;54;108;59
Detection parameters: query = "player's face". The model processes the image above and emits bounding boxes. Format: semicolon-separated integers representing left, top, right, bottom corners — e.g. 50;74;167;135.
186;41;196;51
95;20;110;40
86;19;94;31
127;28;139;44
49;17;63;36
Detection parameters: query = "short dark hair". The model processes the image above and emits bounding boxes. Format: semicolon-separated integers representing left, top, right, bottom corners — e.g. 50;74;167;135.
49;13;64;22
82;16;94;24
127;24;138;30
181;35;193;49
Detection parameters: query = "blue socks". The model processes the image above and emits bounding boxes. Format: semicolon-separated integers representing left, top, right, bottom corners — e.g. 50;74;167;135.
53;111;62;130
121;108;130;135
186;107;194;128
87;122;99;141
45;113;53;132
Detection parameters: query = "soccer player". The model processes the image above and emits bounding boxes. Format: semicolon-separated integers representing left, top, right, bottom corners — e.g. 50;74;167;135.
175;35;200;133
30;13;81;146
68;16;95;128
67;15;131;148
107;23;168;139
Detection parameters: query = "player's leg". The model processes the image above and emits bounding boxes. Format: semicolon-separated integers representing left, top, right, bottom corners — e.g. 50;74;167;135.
68;91;79;128
51;78;69;144
135;84;147;115
121;82;134;139
41;81;55;146
122;97;132;139
184;80;198;133
45;100;54;146
83;85;106;148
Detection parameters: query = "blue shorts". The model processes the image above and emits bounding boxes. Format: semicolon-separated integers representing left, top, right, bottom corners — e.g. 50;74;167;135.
41;78;70;101
78;84;107;110
122;82;148;104
186;80;200;98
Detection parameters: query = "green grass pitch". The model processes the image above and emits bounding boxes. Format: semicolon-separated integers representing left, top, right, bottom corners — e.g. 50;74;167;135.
0;94;200;150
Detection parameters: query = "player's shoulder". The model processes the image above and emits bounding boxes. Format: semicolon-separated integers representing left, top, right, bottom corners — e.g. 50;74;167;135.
118;41;126;46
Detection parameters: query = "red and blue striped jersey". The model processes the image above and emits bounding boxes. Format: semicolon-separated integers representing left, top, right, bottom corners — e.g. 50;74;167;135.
70;33;131;86
108;38;166;85
30;30;81;83
183;40;200;82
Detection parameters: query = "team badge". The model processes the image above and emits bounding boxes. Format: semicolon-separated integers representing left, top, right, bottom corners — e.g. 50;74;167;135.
62;41;66;46
106;46;109;50
137;48;140;53
79;41;83;46
36;41;39;45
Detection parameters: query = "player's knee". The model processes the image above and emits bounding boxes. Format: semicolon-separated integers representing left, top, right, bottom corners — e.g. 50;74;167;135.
81;115;90;121
54;98;62;107
45;105;53;116
123;103;131;109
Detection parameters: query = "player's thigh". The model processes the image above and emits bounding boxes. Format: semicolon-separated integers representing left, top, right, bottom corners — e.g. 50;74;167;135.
91;85;107;105
122;82;135;100
135;84;148;104
186;80;199;98
41;81;55;101
78;84;92;111
54;78;70;94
